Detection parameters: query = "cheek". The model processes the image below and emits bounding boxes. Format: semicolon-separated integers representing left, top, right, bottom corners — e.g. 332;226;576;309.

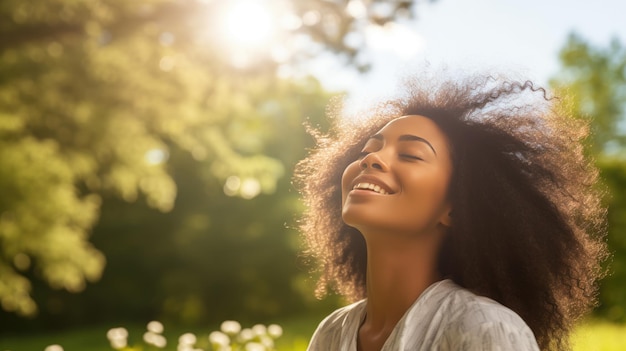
341;161;361;200
401;169;450;206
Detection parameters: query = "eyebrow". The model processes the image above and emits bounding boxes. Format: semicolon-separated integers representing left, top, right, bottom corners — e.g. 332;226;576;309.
370;133;437;156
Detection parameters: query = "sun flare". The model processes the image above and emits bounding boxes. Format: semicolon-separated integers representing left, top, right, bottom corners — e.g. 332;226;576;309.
219;0;275;49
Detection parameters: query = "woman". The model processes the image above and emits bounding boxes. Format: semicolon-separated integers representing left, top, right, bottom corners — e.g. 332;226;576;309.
295;74;608;351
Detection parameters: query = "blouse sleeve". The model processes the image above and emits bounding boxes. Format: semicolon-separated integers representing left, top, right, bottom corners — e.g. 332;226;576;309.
442;321;540;350
306;302;363;351
439;301;540;351
306;317;336;351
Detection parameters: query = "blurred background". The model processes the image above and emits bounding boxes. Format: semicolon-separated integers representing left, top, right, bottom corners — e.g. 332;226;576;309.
0;0;625;350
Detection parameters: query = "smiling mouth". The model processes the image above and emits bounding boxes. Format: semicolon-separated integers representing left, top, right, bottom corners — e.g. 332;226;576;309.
353;182;390;195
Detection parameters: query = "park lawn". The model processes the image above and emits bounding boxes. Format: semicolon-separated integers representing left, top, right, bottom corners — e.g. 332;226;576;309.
571;319;626;351
0;324;121;351
1;317;624;351
0;315;321;351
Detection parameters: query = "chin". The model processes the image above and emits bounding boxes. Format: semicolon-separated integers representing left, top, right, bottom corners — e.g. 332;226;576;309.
341;211;368;230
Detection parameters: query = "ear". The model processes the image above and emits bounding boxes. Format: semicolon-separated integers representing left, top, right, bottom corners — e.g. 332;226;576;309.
439;204;453;227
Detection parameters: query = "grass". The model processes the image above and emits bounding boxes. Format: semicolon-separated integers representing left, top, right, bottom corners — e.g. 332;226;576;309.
0;324;119;351
0;315;321;351
572;320;626;351
1;316;624;351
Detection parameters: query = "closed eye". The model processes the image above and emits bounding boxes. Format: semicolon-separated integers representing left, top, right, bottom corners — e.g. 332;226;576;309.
358;151;371;159
400;154;422;161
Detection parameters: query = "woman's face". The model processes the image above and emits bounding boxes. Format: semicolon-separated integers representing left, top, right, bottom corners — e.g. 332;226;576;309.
341;115;453;236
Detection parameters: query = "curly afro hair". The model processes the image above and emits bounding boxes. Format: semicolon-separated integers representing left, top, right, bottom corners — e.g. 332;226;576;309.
295;72;608;350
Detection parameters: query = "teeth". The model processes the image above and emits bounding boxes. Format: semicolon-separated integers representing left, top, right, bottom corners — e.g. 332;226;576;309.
353;182;389;195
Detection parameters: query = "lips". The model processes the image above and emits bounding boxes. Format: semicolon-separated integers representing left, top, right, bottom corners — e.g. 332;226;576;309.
351;176;394;195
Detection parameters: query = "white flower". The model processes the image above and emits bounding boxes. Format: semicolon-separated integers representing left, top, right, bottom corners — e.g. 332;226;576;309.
267;324;283;338
251;324;267;337
143;331;167;347
179;332;198;346
147;320;165;334
220;320;242;335
208;331;230;346
238;328;254;343
106;327;129;341
44;345;64;351
106;327;129;349
144;331;154;343
245;341;266;351
110;338;127;349
153;334;167;348
259;335;274;348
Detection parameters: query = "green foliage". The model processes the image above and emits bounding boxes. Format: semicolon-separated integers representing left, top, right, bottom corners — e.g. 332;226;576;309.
550;33;626;155
0;123;103;316
596;157;626;322
0;75;337;329
11;77;339;330
0;0;422;319
551;34;626;322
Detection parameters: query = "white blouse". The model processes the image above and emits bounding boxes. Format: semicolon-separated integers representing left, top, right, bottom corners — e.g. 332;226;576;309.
307;279;540;351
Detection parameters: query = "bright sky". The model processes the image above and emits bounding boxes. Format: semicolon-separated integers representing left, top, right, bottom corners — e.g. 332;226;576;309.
310;0;626;110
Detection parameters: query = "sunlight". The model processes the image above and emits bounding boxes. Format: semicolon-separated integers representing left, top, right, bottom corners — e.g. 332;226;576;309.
219;0;275;49
144;148;168;165
365;22;423;60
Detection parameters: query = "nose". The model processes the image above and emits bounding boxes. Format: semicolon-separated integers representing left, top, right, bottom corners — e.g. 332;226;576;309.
360;152;388;171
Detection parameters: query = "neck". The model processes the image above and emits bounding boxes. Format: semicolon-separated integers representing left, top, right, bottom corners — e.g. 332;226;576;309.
361;231;443;331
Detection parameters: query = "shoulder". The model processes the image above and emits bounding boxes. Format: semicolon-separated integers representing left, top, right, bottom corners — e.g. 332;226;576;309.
432;280;540;350
307;300;366;351
436;280;528;325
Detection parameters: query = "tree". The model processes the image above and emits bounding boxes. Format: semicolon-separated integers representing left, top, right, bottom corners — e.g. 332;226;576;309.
550;33;626;155
0;0;426;316
551;33;626;322
0;76;338;331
